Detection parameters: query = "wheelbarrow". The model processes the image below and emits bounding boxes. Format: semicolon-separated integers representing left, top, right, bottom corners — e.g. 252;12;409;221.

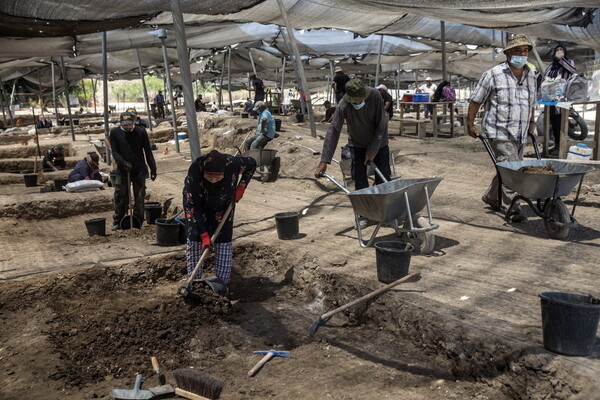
480;134;595;239
244;148;280;182
320;164;442;254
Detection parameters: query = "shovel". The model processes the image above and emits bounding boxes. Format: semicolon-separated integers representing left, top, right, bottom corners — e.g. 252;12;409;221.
120;170;141;230
309;272;421;336
110;374;154;400
180;201;234;300
148;357;175;397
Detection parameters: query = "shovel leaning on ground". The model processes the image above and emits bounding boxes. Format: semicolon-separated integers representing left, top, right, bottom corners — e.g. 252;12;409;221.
247;350;291;377
309;272;421;336
120;170;141;230
110;374;154;400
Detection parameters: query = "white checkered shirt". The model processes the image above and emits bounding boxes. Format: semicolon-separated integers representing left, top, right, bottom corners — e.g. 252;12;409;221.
470;62;537;144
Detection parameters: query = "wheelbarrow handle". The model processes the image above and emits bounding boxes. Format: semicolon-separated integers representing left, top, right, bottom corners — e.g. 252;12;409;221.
478;135;497;165
319;172;350;194
367;161;389;183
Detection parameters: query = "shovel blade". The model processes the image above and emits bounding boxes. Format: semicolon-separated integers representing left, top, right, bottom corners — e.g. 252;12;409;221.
308;315;325;337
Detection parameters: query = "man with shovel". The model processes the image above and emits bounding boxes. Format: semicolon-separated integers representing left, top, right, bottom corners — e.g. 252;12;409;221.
109;112;157;231
183;150;256;285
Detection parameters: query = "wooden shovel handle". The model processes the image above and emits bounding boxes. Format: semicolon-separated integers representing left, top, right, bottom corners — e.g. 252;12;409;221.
247;352;275;376
320;272;420;321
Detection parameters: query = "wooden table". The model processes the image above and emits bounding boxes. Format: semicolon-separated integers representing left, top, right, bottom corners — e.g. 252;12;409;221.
539;100;600;160
398;101;455;138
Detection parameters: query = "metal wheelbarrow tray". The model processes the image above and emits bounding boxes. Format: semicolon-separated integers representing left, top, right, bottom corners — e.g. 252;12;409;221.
244;149;280;182
322;171;442;253
479;135;595;240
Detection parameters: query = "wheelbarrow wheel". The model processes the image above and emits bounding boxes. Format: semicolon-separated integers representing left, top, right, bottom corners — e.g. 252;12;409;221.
266;157;280;182
543;199;570;240
404;216;435;255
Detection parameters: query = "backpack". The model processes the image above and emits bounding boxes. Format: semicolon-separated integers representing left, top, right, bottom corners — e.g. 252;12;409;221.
565;74;588;102
442;85;456;102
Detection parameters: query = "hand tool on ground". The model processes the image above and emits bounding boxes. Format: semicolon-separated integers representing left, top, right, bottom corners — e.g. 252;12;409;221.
110;374;154;400
148;357;174;397
161;197;174;218
247;350;291;377
309;272;421;336
180;201;234;300
120;170;141;229
172;369;224;400
165;208;184;224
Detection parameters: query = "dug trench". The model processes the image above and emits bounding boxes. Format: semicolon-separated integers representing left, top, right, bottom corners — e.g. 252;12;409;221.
0;243;591;400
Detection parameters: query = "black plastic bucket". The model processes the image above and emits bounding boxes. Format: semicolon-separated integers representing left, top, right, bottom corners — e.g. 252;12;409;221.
54;178;68;191
85;218;106;237
24;174;38;187
241;113;249;119
156;218;181;246
275;118;282;131
374;241;413;283
144;202;162;224
539;292;600;357
275;212;299;240
295;113;305;123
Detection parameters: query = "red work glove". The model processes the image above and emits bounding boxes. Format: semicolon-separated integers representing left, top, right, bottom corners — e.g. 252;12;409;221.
200;232;211;250
234;183;247;203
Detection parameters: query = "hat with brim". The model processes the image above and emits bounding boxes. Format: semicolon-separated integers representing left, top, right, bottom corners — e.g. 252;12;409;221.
504;34;533;52
342;79;369;104
334;66;343;73
120;112;135;125
252;101;266;111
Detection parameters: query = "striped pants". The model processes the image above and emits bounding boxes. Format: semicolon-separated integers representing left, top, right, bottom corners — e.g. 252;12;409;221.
186;239;233;284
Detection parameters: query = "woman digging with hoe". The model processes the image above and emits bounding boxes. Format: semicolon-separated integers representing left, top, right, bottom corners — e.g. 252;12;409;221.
182;150;256;295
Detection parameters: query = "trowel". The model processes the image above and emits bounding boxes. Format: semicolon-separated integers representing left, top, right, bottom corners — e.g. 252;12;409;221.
110;374;154;399
148;357;175;397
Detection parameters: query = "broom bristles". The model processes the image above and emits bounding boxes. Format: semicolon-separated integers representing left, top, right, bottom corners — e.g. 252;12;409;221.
172;369;224;400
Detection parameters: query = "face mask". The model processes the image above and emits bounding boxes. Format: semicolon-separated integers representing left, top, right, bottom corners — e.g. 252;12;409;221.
351;101;365;110
555;50;564;60
509;55;527;69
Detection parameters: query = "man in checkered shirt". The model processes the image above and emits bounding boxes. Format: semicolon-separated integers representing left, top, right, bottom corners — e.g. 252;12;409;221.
467;34;537;223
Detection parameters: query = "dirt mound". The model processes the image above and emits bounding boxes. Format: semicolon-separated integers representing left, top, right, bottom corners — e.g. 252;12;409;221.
518;163;556;174
0;192;114;219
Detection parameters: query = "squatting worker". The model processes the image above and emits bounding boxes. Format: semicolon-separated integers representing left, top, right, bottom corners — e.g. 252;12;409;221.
43;144;66;171
314;79;391;227
243;101;276;151
466;34;537;223
183;150;256;284
109;112;157;231
68;152;101;182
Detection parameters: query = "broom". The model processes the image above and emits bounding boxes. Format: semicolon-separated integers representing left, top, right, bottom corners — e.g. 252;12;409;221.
172;369;224;400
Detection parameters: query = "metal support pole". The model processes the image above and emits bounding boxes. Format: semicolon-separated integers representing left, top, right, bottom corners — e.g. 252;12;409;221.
280;58;286;113
375;35;384;87
277;0;316;137
159;33;180;154
227;46;233;111
37;71;45;118
329;60;334;103
135;49;153;131
248;50;257;76
527;35;544;73
396;65;400;110
441;21;447;82
51;62;59;124
170;0;200;159
7;80;15;126
92;78;98;114
218;63;225;107
0;76;6;125
60;56;76;141
102;32;111;164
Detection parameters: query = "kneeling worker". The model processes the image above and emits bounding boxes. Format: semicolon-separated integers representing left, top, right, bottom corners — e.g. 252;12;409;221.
68;153;102;182
243;101;276;151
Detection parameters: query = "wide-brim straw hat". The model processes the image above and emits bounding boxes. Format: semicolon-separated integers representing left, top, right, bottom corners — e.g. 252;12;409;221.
504;34;533;52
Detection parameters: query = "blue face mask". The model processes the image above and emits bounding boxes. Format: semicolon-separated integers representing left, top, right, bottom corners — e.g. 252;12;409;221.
509;55;528;69
351;101;365;110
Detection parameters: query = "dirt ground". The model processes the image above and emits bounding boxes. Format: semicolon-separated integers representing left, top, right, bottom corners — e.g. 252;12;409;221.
1;111;600;400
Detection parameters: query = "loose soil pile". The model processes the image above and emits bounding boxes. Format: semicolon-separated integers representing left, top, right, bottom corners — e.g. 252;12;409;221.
518;162;556;174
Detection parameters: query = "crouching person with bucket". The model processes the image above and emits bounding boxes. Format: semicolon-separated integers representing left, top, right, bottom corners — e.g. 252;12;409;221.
182;150;256;296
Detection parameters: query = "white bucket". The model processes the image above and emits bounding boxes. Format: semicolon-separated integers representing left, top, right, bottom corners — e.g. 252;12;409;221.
566;143;592;160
